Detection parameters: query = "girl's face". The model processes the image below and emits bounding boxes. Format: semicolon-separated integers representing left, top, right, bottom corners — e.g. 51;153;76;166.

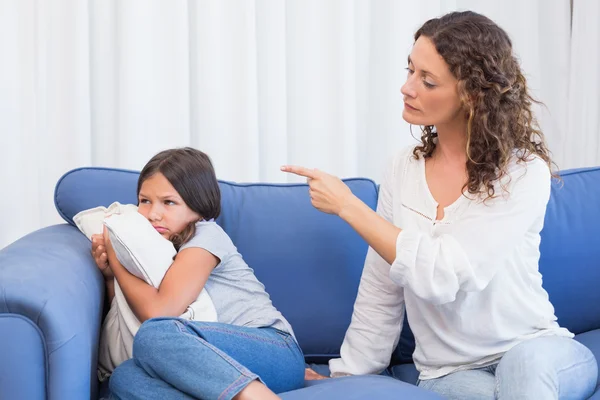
137;172;200;239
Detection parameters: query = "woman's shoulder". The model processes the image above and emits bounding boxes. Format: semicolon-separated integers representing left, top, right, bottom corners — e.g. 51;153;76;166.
383;144;420;181
393;144;419;164
504;151;551;184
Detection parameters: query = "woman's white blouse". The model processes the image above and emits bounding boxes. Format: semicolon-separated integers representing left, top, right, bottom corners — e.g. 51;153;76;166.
329;146;572;380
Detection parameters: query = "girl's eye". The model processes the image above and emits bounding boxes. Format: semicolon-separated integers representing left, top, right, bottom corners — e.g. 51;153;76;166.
139;199;150;204
165;200;175;206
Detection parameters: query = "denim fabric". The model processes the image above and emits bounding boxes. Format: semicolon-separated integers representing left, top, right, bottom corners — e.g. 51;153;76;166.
418;336;598;399
109;318;305;400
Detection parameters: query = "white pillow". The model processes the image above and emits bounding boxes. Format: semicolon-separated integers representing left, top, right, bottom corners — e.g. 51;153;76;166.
76;203;218;378
73;202;138;240
104;212;176;287
102;211;217;321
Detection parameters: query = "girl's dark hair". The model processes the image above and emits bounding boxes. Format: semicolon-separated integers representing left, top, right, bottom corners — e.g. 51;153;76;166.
412;11;555;200
137;147;221;250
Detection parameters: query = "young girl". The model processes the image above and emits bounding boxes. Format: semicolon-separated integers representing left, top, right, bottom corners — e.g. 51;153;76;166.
283;10;598;400
91;148;305;400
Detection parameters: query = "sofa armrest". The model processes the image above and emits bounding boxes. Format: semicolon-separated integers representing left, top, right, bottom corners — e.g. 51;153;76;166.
0;224;105;400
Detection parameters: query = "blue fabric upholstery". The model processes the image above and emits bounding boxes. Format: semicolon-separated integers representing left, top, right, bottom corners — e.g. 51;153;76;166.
0;316;46;399
1;165;598;399
279;375;442;399
217;180;376;360
539;167;600;335
0;224;105;400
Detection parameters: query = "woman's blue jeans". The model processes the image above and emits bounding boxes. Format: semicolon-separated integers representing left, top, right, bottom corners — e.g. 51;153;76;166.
109;318;305;400
417;336;598;399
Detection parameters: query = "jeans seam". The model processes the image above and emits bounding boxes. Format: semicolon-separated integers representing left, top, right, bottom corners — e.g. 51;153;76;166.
218;374;255;400
554;355;597;398
173;321;259;381
181;321;290;348
495;354;596;398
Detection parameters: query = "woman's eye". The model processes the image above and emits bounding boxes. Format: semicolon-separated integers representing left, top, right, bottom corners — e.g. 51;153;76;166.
139;199;150;204
165;200;175;206
423;80;436;89
405;67;414;75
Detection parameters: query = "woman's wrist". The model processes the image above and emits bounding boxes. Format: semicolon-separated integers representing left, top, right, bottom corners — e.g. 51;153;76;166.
338;194;364;221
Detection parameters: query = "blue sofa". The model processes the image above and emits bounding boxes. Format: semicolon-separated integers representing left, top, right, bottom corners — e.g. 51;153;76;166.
0;165;599;399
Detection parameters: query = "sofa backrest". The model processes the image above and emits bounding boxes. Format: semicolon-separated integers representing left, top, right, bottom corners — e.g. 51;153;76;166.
54;167;377;362
539;167;600;335
55;165;600;365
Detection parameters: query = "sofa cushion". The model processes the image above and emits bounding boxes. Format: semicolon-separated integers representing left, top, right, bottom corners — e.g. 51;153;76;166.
388;363;420;385
540;167;600;334
279;375;442;399
307;361;420;386
54;167;378;360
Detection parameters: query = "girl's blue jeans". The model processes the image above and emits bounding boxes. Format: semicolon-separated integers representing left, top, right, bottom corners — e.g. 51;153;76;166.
109;318;305;400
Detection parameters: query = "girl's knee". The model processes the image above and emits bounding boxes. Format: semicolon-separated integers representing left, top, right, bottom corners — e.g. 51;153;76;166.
109;359;138;398
133;318;180;360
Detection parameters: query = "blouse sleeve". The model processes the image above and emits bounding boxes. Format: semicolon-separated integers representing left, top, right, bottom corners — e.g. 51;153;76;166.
329;155;406;376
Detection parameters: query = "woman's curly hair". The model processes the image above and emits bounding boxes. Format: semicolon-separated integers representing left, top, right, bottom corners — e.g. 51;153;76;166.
412;11;555;199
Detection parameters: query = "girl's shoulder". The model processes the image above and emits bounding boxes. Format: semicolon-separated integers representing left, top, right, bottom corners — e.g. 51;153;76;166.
181;220;235;255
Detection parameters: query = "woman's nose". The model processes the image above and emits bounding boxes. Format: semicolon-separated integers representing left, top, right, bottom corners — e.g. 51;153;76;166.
401;79;417;99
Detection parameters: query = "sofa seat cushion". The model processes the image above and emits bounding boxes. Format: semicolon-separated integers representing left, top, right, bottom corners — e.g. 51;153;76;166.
280;375;441;399
388;363;420;385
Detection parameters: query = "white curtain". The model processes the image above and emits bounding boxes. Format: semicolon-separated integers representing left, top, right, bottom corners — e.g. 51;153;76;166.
0;0;582;249
563;0;600;169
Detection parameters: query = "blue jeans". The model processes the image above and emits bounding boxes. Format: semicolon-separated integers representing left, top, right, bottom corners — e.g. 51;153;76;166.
417;336;598;399
109;318;305;400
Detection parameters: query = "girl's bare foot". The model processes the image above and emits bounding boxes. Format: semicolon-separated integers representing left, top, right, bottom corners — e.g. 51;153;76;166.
233;380;280;400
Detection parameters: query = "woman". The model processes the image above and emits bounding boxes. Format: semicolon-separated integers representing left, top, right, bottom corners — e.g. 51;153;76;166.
283;11;598;400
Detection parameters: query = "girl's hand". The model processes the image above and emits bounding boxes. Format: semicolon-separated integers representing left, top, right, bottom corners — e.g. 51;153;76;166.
102;225;114;255
91;233;113;280
305;367;329;380
280;165;355;216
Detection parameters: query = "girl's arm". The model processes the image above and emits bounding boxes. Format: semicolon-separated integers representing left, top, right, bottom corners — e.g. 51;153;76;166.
103;226;218;322
105;278;115;306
